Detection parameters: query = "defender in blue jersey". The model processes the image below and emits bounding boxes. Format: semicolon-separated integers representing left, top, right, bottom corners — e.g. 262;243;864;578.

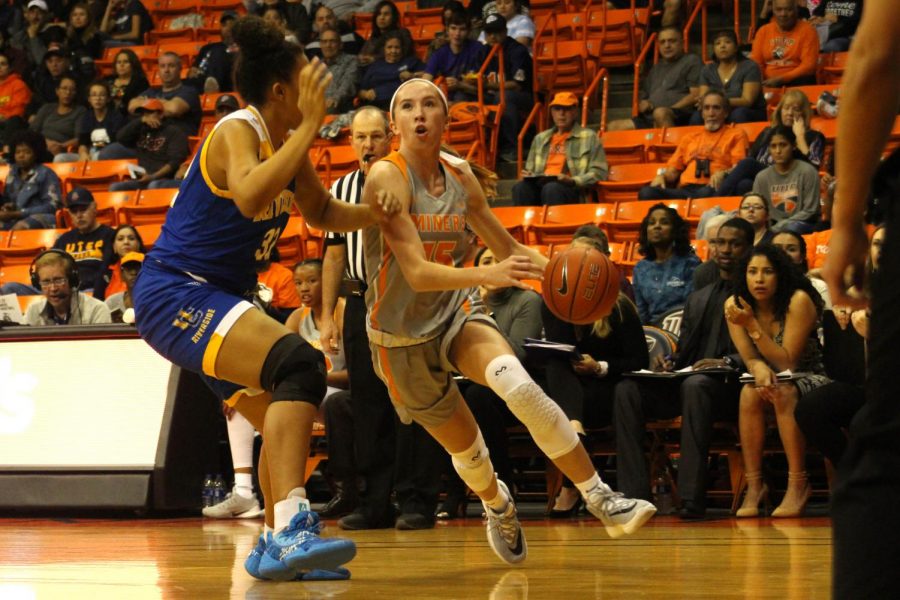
131;16;398;582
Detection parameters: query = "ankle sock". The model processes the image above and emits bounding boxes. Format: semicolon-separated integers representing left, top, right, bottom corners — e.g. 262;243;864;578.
575;473;603;499
484;486;510;513
235;473;254;498
274;487;309;534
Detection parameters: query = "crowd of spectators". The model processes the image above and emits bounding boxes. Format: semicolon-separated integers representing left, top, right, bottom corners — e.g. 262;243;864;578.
0;0;882;522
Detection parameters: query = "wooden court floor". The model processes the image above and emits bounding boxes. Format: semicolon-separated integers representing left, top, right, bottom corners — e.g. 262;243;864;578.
0;510;832;599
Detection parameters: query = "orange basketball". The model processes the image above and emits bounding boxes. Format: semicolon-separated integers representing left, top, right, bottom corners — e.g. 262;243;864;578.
542;246;621;325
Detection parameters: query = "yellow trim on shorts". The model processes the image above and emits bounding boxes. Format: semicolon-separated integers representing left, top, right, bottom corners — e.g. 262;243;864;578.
200;301;256;377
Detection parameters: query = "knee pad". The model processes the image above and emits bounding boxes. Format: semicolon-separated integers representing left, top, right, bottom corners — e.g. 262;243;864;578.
450;430;495;492
486;355;579;460
260;334;327;405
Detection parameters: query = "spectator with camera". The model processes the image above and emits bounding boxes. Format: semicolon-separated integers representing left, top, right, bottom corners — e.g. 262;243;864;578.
751;0;819;87
638;90;749;200
25;249;112;325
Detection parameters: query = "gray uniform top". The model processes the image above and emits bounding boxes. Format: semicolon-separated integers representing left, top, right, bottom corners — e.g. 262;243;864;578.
363;151;474;348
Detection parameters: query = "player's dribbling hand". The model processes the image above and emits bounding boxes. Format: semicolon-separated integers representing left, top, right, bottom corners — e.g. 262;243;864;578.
297;57;333;130
371;189;402;221
483;255;544;290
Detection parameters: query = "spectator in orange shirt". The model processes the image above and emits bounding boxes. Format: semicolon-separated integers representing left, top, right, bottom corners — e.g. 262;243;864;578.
638;90;749;200
256;247;301;322
0;51;30;147
751;0;819;87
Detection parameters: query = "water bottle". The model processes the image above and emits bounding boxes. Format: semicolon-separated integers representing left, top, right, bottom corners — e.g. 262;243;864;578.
652;474;674;515
212;474;227;505
197;53;210;76
201;474;214;508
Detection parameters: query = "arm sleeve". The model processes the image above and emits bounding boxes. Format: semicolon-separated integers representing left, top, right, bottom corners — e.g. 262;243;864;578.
782;26;820;82
572;134;609;187
632;262;651;323
7;79;31;117
23;169;62;216
116;117;142;145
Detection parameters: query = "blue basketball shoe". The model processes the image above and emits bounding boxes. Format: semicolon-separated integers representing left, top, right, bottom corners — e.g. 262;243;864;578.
246;531;352;581
258;511;357;581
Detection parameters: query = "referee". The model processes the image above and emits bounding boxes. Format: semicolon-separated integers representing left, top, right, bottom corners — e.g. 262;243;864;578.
320;107;443;530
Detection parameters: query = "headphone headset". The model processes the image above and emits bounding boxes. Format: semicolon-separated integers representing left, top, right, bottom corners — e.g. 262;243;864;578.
30;249;80;291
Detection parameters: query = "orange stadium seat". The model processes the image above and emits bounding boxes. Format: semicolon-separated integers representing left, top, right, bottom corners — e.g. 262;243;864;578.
605;199;682;243
137;188;179;206
596;162;665;204
599;129;654;165
0;228;66;265
145;15;198;43
67;159;138;193
45;161;85;191
135;223;163;249
489;206;542;244
119;203;170;226
0;263;32;286
277;216;307;265
313;145;358;188
529;203;614;245
647;125;705;163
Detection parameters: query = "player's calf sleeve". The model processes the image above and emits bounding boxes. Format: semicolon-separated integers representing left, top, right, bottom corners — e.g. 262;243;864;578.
485;354;580;460
450;430;496;494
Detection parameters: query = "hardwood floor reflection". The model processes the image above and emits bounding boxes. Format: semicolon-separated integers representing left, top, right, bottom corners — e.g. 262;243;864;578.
0;512;832;599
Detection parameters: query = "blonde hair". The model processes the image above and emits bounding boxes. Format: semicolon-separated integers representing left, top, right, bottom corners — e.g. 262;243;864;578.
589;293;633;339
772;89;812;127
440;143;498;199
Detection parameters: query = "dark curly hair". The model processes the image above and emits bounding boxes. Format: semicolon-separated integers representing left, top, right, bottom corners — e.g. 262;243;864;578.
371;0;402;37
232;15;305;107
771;229;808;273
637;203;693;260
732;243;823;323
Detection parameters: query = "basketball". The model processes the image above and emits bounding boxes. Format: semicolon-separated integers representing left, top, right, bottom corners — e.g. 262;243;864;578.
542;246;620;325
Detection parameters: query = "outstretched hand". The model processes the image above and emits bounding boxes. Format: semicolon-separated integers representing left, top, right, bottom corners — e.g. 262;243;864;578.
481;255;544;290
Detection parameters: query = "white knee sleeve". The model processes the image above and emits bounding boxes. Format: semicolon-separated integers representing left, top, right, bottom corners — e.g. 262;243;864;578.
450;430;495;493
485;355;579;460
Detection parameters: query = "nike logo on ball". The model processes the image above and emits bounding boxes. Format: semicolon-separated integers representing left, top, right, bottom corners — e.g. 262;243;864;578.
558;261;569;295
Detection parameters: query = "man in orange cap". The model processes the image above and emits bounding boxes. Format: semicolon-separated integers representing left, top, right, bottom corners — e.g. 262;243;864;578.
512;91;608;206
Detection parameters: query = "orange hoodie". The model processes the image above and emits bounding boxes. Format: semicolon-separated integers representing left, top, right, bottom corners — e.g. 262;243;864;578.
0;73;31;119
751;19;819;84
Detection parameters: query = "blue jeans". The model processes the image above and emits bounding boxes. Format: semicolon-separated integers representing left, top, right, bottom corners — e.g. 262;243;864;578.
637;183;717;200
718;158;764;196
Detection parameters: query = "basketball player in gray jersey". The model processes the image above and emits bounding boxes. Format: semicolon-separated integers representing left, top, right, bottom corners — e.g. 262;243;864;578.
361;79;656;565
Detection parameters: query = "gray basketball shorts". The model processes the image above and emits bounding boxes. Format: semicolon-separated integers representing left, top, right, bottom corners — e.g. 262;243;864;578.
369;308;499;428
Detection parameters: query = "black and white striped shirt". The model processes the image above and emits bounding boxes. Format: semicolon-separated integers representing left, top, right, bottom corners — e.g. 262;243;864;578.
326;169;367;282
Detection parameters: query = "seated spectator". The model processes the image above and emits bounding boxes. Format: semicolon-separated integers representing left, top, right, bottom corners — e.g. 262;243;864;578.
53;187;116;291
0;30;29;80
0;130;62;231
740;191;776;246
421;11;486;102
146;94;240;189
772;229;831;310
440;245;543;518
256;249;302;322
30;46;81;111
719;90;826;195
614;217;754;519
93;223;146;300
638;90;749;200
105;49;149;116
477;0;534;49
262;5;300;45
103;98;190;191
726;243;829;518
11;0;54;67
0;52;31;147
357;32;425;111
184;10;238;94
305;4;365;59
573;223;636;301
100;0;154;47
320;26;358;114
632;203;701;324
691;212;733;289
481;13;533;161
750;0;819;87
608;27;701;131
127;52;201;137
751;125;820;234
73;81;126;161
809;0;862;53
104;250;142;321
544;236;648;515
424;1;467;60
511;91;608;206
690;29;766;125
795;225;878;471
25;249;112;325
30;75;87;160
358;0;415;67
66;2;104;79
